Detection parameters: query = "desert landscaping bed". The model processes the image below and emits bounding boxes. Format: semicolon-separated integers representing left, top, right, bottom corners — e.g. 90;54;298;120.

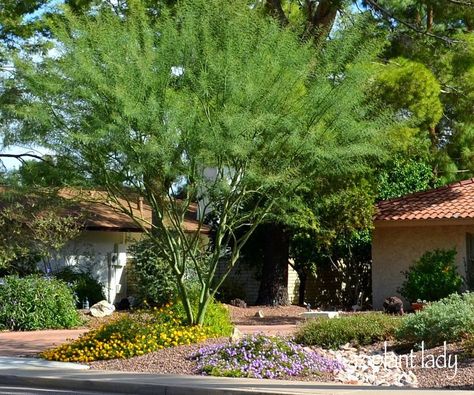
88;339;474;389
84;305;474;389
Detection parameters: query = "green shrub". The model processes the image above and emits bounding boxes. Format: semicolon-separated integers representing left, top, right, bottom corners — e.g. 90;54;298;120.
294;313;402;349
171;295;233;337
128;238;176;306
399;248;463;302
194;299;233;337
396;292;474;347
0;275;81;330
54;267;105;308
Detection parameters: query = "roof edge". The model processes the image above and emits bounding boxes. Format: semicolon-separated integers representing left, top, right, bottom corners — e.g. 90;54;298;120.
377;177;474;206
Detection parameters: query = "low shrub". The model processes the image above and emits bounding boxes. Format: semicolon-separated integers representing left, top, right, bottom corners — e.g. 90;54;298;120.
396;292;474;347
54;267;105;308
294;313;402;349
399;248;463;303
0;275;81;330
193;334;343;379
171;296;233;337
41;300;232;362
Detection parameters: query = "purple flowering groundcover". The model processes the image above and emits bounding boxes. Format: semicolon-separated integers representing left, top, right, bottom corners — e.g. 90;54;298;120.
192;334;343;379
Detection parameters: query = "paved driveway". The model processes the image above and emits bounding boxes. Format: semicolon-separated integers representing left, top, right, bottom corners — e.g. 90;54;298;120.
0;329;87;357
237;324;296;336
0;323;297;357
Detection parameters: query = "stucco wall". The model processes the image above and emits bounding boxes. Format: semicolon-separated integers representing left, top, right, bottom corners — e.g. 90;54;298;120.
288;264;300;305
51;231;142;304
372;222;474;309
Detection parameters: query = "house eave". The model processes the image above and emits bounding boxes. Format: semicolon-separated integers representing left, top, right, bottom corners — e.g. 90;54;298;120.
374;217;474;228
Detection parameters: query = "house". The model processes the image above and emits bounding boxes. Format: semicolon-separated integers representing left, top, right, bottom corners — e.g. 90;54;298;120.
63;190;302;306
2;187;301;306
24;190;205;304
372;178;474;309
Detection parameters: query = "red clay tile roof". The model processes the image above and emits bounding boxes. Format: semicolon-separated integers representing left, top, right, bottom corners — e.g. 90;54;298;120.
375;178;474;221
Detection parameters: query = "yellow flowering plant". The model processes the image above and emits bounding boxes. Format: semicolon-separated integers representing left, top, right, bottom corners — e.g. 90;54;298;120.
41;302;232;363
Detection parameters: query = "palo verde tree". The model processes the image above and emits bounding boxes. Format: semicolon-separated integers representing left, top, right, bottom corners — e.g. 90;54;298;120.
2;0;387;324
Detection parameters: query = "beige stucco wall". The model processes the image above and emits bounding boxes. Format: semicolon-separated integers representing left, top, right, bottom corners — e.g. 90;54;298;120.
372;221;474;310
52;230;142;304
288;263;300;305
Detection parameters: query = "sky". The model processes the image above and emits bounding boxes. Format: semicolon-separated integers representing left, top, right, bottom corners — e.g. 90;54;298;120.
1;0;64;171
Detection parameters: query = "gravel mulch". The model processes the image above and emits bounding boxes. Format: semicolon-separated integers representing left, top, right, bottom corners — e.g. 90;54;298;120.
89;336;335;383
356;340;474;389
89;338;225;375
77;310;129;330
401;342;474;390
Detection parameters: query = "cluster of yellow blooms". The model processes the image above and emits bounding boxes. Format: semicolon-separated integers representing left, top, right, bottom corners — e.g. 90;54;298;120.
40;306;211;363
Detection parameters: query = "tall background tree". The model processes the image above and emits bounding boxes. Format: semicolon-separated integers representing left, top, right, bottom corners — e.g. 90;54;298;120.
1;0;391;320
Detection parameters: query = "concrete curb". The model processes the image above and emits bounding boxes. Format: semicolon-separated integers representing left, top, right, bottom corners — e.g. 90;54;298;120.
0;357;89;370
0;370;471;395
0;374;214;395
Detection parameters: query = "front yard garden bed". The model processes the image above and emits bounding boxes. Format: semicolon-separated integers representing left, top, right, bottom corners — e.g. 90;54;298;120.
87;335;474;389
40;296;474;389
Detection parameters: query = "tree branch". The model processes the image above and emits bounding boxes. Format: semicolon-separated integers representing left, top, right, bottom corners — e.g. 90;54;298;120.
446;0;474;6
365;0;457;44
0;153;48;163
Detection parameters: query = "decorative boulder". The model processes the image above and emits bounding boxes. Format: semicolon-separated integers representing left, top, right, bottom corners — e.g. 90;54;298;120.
230;298;247;308
383;296;404;315
90;300;116;317
230;327;243;342
254;310;265;318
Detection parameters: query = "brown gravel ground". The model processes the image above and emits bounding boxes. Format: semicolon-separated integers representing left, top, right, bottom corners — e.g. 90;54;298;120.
88;335;335;383
227;304;306;325
85;306;474;388
364;340;474;389
89;338;225;375
399;342;474;390
78;310;129;329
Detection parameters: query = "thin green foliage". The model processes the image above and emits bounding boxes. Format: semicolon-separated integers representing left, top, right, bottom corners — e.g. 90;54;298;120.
294;313;402;349
4;0;388;324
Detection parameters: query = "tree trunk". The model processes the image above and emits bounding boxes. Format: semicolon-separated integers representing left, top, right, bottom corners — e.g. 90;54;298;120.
265;0;289;26
426;4;434;32
308;0;339;43
256;223;289;306
297;270;307;306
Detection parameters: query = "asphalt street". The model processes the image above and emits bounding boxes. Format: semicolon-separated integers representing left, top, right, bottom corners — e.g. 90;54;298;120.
0;386;118;395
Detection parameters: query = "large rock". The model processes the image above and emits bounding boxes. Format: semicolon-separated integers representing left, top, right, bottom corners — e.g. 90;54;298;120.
383;296;404;315
90;300;115;317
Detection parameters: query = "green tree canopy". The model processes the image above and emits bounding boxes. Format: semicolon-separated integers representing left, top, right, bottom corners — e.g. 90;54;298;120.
2;0;389;323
